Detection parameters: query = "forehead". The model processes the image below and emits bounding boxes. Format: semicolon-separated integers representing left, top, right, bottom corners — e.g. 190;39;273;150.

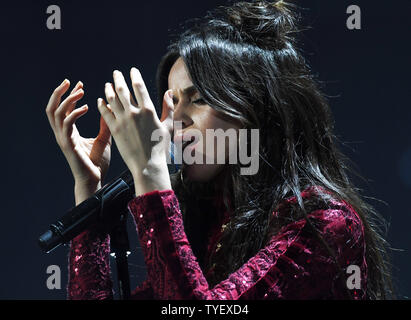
167;57;193;92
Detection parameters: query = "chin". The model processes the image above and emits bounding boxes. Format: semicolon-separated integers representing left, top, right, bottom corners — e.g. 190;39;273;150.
183;163;225;183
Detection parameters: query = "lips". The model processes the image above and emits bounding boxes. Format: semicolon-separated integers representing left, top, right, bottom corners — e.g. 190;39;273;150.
173;132;198;152
173;132;184;145
182;139;192;150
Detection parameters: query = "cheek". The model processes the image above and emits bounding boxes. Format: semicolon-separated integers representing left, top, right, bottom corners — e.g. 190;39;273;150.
201;131;239;165
201;135;238;163
189;108;241;167
184;163;225;182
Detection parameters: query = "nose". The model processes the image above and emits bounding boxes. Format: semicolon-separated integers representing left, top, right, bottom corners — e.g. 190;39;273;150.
172;100;193;133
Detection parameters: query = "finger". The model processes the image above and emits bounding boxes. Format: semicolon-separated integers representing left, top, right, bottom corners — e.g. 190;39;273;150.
55;89;85;129
70;81;83;95
64;83;85;117
96;113;112;146
160;90;175;134
104;82;125;116
130;67;154;111
113;70;132;111
46;79;70;131
97;98;116;130
128;91;138;108
65;83;85;117
62;104;88;139
106;104;114;113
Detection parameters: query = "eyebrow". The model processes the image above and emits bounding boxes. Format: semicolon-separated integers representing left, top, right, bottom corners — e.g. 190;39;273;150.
181;85;197;97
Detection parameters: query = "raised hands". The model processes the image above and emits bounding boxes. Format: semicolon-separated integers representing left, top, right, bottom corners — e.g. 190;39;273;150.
45;80;112;189
97;68;174;196
46;68;174;199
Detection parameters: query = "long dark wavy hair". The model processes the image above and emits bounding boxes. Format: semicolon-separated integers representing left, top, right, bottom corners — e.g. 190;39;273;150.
155;0;394;299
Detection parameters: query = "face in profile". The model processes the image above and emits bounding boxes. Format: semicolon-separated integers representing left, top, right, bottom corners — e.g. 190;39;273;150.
168;57;242;182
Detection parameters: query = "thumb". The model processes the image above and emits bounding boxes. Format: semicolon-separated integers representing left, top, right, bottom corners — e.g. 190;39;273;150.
97;114;112;145
160;89;174;134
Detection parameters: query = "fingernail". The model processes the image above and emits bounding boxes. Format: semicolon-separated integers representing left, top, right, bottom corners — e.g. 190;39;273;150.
168;90;174;99
61;79;69;86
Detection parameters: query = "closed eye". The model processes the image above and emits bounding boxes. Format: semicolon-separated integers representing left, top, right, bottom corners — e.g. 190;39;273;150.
191;98;206;105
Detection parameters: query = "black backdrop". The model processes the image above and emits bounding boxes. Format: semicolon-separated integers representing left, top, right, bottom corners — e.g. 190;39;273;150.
0;0;409;299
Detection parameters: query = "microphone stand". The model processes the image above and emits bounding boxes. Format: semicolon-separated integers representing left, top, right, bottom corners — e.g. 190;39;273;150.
109;211;131;300
39;158;180;299
92;173;133;300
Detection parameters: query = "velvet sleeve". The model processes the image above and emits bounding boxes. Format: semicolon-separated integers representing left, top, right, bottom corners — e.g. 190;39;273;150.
67;229;155;300
67;229;114;300
127;189;367;300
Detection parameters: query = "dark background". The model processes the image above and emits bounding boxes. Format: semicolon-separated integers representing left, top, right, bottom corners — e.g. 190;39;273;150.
0;0;409;299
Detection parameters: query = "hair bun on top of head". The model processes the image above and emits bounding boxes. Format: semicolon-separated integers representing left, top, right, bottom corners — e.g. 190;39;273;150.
218;0;299;47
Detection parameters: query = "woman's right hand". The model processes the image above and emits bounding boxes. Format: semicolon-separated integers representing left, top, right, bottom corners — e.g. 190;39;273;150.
45;79;112;188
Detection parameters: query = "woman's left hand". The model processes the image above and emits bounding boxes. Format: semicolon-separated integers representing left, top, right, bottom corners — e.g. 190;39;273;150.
97;68;174;196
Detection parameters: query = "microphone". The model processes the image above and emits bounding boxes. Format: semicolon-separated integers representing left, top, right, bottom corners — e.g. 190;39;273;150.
38;142;181;253
38;169;135;253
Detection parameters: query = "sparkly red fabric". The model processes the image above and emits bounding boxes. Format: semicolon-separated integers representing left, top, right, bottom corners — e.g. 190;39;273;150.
67;186;367;300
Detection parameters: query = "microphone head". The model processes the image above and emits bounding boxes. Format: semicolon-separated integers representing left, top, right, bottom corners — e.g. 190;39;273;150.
38;230;62;253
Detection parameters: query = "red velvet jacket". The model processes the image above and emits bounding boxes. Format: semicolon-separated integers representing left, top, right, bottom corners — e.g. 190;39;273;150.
67;186;367;299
